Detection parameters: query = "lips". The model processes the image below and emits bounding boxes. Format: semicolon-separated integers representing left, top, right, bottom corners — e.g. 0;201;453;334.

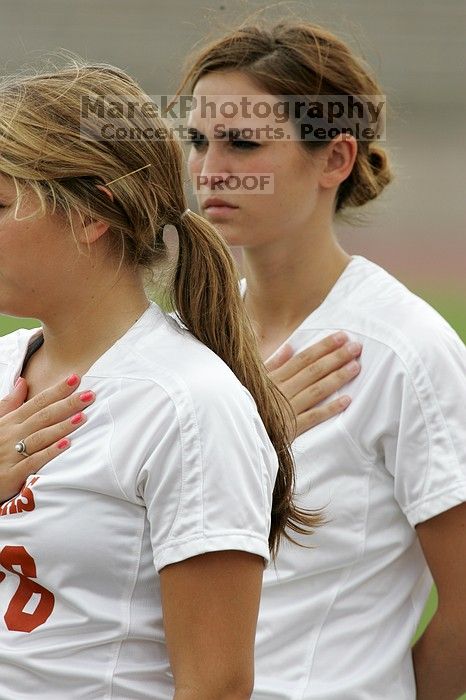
202;197;239;210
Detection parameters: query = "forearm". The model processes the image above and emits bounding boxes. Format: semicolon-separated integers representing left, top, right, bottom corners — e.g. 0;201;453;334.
412;610;466;700
172;671;253;700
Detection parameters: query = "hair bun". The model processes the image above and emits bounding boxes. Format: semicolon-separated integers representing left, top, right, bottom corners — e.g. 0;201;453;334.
368;144;392;191
336;143;393;212
368;146;383;172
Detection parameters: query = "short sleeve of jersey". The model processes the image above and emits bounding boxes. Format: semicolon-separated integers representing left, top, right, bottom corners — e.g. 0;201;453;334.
342;323;466;527
107;371;277;572
0;329;30;391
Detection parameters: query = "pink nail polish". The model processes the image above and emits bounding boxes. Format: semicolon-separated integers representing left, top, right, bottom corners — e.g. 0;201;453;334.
14;377;23;388
79;391;94;403
66;374;79;387
57;438;70;450
70;412;83;425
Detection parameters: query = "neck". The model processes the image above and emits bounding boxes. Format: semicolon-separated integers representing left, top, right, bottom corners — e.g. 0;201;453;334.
242;223;350;351
23;268;149;393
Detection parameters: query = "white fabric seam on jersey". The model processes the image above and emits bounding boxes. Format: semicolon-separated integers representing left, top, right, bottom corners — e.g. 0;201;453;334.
121;338;268;548
404;480;466;526
117;352;191;541
104;376;147;697
103;344;268;567
184;369;206;539
279;276;460;447
154;533;270;572
369;341;458;517
251;395;269;527
104;373;184;517
105;380;137;503
297;311;458;454
335;411;452;529
105;506;147;699
154;529;269;548
334;416;378;469
297;321;460;519
197;383;268;535
299;460;374;694
105;342;271;568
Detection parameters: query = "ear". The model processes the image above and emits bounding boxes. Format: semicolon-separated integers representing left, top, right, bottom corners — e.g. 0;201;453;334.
319;135;358;191
75;184;114;245
96;185;114;202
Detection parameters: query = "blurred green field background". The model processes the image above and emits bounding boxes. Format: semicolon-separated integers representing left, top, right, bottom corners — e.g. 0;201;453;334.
1;289;465;659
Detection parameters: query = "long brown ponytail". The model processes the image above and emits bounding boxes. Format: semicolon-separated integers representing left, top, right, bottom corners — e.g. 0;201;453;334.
172;209;322;557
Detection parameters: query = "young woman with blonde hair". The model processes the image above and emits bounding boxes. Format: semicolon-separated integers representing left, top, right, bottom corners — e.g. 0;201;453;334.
0;61;320;699
179;19;466;700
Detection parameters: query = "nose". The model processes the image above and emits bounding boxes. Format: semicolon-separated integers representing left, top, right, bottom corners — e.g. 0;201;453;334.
198;144;232;191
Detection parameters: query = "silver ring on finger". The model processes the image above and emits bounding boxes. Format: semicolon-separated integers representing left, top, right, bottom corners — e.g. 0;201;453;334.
15;439;31;457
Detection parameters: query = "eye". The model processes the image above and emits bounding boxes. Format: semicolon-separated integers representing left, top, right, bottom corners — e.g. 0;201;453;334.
230;139;260;150
187;129;207;150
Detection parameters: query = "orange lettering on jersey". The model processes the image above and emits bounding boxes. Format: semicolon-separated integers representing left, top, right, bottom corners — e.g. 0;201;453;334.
0;545;55;632
0;477;40;517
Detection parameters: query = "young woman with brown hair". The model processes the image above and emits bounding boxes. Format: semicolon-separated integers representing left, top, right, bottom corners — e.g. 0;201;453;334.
179;19;466;700
0;60;320;699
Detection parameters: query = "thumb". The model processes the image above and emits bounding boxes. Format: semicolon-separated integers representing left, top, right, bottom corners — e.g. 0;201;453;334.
0;377;28;417
264;343;294;372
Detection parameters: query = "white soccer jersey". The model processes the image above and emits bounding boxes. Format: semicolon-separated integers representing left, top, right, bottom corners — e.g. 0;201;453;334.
0;302;278;699
246;255;466;700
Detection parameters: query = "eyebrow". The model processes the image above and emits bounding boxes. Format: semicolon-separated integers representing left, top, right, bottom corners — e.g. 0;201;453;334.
187;127;207;139
188;126;257;141
217;128;257;140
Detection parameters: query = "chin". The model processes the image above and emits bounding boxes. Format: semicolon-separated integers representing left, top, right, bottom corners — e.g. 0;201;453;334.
204;222;247;248
0;293;38;321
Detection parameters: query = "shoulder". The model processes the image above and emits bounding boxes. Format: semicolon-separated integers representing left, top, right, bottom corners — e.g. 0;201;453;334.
101;308;277;566
101;303;264;444
0;327;40;389
290;258;466;452
307;256;465;382
129;304;252;401
0;327;38;361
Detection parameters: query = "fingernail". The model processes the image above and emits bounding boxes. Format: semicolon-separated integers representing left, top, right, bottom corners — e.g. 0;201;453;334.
347;342;362;355
347;360;360;373
70;412;84;425
57;438;70;450
333;332;347;345
14;377;23;388
79;391;95;403
66;374;79;387
340;396;351;408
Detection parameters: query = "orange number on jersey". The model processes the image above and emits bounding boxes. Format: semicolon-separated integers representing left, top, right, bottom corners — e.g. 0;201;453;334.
0;545;55;632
